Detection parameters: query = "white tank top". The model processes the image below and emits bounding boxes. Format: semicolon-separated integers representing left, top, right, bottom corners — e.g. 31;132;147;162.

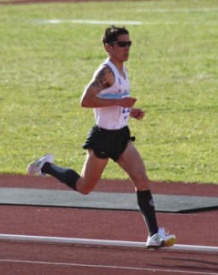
93;58;131;130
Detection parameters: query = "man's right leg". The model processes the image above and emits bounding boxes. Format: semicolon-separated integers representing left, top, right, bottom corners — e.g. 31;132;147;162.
27;150;108;194
76;149;109;194
41;162;80;191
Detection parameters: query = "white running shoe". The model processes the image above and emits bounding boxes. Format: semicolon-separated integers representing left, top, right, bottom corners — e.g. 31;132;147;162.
27;154;54;176
146;228;176;248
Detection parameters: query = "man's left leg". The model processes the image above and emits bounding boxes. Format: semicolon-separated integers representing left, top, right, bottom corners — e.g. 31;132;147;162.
118;142;158;235
117;142;176;247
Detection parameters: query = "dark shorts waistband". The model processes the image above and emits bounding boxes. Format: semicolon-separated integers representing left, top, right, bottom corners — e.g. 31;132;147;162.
95;125;129;133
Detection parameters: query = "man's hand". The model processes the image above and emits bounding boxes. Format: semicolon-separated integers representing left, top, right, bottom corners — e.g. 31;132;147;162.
130;108;145;120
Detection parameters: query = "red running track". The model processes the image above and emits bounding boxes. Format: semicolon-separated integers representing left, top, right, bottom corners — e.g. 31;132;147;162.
0;175;217;275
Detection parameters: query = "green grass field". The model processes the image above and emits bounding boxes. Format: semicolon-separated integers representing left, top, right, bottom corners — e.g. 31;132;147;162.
0;0;217;183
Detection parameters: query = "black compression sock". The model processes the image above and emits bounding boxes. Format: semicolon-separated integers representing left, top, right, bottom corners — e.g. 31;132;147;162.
137;190;158;236
41;162;80;191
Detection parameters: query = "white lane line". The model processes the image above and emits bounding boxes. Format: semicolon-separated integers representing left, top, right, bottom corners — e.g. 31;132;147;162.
31;19;143;25
0;234;218;254
0;259;217;275
30;19;218;26
136;8;218;13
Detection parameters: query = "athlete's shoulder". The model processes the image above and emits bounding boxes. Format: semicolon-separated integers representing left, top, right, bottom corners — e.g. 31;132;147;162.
92;62;114;86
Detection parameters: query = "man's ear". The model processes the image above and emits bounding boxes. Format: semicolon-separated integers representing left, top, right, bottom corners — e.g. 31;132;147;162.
104;43;112;53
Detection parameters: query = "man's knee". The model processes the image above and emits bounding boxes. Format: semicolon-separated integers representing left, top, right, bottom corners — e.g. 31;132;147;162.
76;181;94;195
78;187;92;195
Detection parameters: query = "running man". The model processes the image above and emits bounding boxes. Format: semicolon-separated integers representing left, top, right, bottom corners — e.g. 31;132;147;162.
27;26;176;248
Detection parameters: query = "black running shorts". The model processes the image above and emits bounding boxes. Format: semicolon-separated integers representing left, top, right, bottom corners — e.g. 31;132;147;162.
82;125;135;161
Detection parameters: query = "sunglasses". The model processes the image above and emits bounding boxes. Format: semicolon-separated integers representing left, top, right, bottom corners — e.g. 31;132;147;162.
111;41;132;48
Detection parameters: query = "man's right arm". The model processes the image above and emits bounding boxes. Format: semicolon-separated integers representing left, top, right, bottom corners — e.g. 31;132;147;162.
80;66;136;108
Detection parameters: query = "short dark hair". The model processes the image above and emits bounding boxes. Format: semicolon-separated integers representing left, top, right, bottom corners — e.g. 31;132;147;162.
102;25;129;44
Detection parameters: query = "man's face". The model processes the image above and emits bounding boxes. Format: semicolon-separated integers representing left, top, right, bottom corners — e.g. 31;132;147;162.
107;34;132;62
